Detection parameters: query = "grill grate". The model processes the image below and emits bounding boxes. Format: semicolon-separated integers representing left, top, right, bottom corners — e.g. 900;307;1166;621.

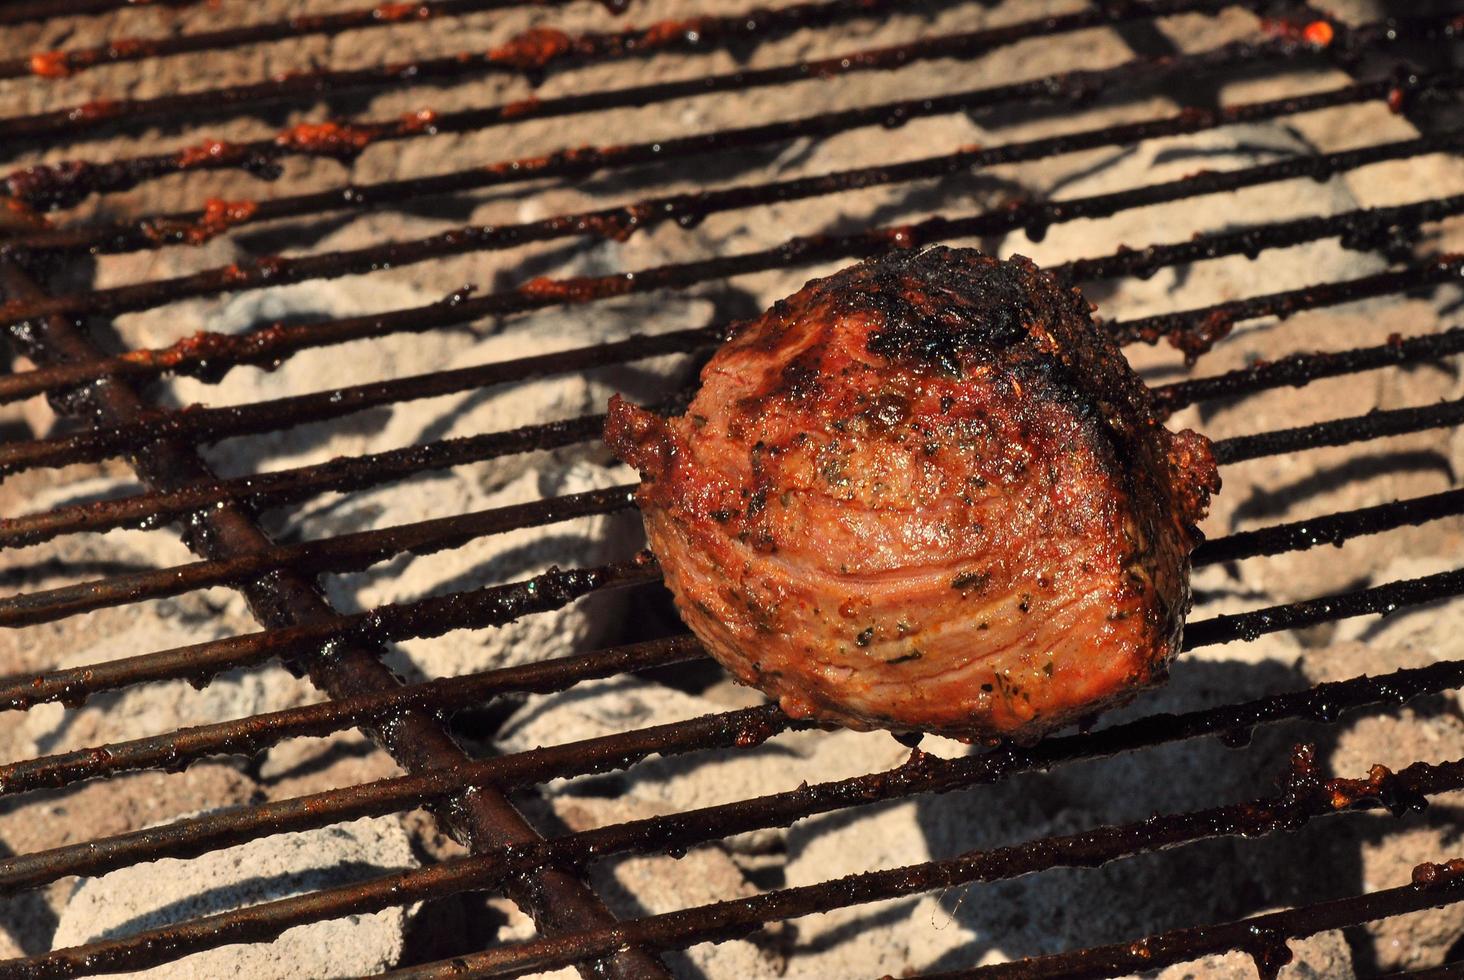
1;0;1463;977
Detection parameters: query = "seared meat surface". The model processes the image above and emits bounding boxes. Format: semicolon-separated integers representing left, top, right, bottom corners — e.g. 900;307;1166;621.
607;247;1218;739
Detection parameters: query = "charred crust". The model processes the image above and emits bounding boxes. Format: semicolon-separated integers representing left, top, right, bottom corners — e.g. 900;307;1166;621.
604;246;1220;740
951;570;990;593
861;249;1042;375
604;394;677;482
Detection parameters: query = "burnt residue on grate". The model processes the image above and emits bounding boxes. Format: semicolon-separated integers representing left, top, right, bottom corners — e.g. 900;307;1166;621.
1;0;1464;977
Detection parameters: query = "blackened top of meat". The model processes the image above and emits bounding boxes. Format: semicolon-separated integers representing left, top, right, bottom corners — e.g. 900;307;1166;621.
847;247;1216;541
862;248;1037;375
607;246;1221;735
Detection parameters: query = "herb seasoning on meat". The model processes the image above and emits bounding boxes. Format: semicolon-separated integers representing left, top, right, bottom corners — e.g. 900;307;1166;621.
607;247;1218;739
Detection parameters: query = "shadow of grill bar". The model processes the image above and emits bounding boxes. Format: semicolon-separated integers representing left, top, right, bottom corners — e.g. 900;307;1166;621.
3;251;1462;479
1;0;1278;213
18;747;1461;980
5;180;1464;412
3;548;1464;900
0;32;1352;248
4;385;1464;629
8;67;1464;328
0;0;612;82
0;259;676;979
0;316;1453;549
0;0;991;153
1;0;1462;975
915;870;1464;980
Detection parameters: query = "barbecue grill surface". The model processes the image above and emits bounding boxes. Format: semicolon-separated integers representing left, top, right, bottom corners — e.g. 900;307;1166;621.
0;1;1463;978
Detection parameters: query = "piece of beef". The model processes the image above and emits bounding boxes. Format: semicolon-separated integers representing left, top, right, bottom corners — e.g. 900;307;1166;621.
607;246;1218;739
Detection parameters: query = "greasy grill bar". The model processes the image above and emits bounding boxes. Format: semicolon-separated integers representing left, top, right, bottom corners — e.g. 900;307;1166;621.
1;0;1463;976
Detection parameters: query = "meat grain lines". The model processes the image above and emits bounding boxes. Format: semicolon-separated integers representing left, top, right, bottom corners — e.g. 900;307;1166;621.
6;385;1464;709
12;678;1464;977
1;249;1460;479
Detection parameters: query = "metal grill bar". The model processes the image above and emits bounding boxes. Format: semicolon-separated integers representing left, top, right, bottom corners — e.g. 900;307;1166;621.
0;0;1264;212
1212;398;1464;466
0;702;800;895
1112;256;1464;358
1192;487;1464;566
9;70;1459;329
0;262;674;979
1;184;1458;420
921;866;1464;979
0;634;704;795
0;3;1459;975
0;0;618;83
2;304;1457;557
6;432;1462;719
3;480;1463;798
0;0;966;153
374;758;1459;978
0;0;218;28
0;565;1457;941
1183;565;1464;648
7;384;1464;629
0;555;662;711
1153;327;1464;414
3;253;1458;480
1;37;1322;249
0;484;638;627
18;747;1455;980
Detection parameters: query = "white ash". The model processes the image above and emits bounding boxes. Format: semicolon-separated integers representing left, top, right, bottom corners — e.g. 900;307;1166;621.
0;764;258;961
20;618;314;759
1333;556;1464;657
1177;303;1464;603
0;0;1461;975
1004;121;1387;323
519;794;785;980
1156;930;1354;980
257;728;404;801
1295;640;1464;973
51;815;419;979
498;674;915;816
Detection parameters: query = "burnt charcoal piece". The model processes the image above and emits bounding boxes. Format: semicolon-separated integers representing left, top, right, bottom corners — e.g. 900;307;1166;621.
607;246;1218;739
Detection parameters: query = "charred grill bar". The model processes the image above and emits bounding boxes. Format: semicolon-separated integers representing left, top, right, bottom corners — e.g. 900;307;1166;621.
1;0;1463;977
0;261;674;980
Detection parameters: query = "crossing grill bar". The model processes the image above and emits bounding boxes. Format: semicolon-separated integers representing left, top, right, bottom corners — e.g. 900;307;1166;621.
0;0;1463;977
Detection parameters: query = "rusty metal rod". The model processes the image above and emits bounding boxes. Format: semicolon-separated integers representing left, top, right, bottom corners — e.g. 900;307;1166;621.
4;394;1462;715
2;32;1334;249
2;559;1463;903
7;71;1459;329
0;0;1256;203
0;484;639;627
922;863;1464;979
0;261;672;979
11;751;1460;980
2;251;1459;480
0;0;961;153
0;0;629;82
4;182;1462;413
5;481;1463;798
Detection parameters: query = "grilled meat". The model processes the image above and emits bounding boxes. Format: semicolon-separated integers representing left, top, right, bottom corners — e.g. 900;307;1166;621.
606;247;1218;739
